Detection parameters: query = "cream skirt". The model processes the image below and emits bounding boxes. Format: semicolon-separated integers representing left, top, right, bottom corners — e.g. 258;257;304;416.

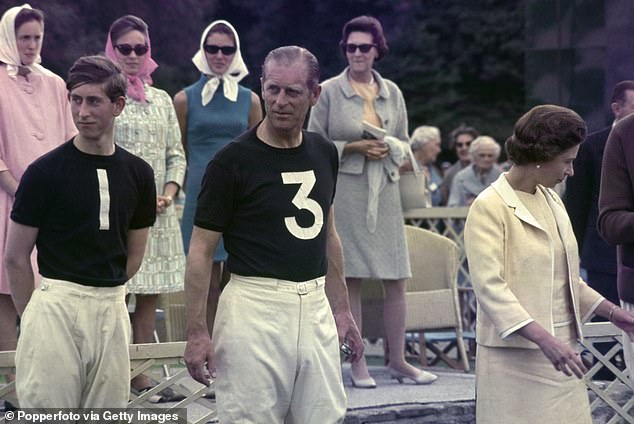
476;325;592;424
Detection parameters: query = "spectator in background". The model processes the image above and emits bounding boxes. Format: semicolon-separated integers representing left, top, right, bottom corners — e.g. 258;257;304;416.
448;136;502;207
308;15;437;388
401;125;444;206
105;15;187;402
174;20;262;338
598;84;634;380
440;124;479;204
0;4;76;399
566;80;634;305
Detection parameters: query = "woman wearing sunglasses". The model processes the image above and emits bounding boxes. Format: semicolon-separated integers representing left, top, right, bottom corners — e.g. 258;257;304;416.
105;14;187;403
308;15;437;388
174;20;262;337
0;3;76;394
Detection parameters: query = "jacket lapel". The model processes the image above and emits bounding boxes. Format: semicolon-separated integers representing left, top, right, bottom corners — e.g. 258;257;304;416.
491;174;545;231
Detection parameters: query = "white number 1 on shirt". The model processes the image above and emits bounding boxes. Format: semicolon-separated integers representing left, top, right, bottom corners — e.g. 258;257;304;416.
97;169;110;230
281;171;323;240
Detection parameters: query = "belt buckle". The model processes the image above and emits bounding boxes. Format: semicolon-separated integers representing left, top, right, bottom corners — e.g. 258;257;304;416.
297;282;308;295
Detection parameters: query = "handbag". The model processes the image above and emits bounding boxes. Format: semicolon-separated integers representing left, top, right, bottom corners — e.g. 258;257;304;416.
399;145;431;210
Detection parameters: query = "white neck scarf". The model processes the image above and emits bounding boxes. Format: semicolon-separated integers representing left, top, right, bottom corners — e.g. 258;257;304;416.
191;20;248;105
0;3;51;78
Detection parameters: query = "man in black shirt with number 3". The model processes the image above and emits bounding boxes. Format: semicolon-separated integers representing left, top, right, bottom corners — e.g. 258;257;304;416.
184;46;363;423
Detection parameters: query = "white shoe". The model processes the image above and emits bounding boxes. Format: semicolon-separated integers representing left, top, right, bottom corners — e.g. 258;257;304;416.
350;374;377;389
387;366;437;385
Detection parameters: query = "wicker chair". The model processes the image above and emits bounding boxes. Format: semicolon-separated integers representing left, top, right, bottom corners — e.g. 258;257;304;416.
162;291;187;342
361;225;470;371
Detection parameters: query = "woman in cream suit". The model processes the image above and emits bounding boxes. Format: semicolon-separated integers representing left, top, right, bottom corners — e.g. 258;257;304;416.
465;104;634;423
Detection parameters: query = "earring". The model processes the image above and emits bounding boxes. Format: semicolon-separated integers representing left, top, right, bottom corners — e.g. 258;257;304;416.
536;164;541;169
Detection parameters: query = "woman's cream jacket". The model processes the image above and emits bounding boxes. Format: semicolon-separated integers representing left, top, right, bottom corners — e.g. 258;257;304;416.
464;174;603;349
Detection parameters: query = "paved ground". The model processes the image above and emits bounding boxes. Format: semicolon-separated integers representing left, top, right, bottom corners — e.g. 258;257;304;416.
167;363;475;423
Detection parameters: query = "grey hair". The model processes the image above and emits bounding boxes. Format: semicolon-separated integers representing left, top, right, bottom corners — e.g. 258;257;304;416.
410;126;441;151
469;136;501;158
261;45;320;90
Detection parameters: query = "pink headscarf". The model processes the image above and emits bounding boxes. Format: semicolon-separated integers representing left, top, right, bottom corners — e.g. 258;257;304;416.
104;24;158;103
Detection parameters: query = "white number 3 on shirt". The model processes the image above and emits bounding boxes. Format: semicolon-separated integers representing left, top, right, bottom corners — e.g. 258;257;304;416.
281;171;324;240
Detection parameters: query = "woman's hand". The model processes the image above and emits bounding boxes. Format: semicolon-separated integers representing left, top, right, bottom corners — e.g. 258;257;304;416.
536;333;587;378
517;321;587;378
354;139;389;160
156;195;173;214
0;170;19;197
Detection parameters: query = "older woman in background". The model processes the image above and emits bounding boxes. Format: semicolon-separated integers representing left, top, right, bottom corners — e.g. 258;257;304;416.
464;104;634;423
174;20;262;335
308;15;437;388
448;135;502;207
402;125;443;206
105;14;186;402
0;4;75;371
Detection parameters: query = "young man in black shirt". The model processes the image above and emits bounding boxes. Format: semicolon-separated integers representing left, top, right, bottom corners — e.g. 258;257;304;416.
5;55;156;408
184;46;363;423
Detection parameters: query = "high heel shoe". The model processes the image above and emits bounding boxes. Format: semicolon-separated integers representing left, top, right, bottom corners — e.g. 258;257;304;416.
350;374;377;389
387;366;437;385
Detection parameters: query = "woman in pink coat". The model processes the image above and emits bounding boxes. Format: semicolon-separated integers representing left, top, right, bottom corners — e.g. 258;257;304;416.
0;4;75;359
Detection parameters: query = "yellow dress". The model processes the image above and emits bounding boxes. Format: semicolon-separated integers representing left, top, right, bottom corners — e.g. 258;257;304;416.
475;189;592;424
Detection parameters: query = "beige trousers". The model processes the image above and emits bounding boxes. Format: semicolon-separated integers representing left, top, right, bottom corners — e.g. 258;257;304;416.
213;274;346;424
16;277;130;408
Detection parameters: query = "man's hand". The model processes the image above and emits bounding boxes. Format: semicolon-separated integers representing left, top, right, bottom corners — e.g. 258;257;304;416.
334;310;364;362
184;330;215;386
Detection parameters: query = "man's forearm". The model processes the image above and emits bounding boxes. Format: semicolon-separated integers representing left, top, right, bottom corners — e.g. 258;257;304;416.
6;260;35;316
324;215;352;315
185;251;214;335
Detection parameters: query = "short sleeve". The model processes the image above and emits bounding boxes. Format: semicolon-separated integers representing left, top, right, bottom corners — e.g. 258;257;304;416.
194;158;236;232
129;164;157;229
11;164;50;227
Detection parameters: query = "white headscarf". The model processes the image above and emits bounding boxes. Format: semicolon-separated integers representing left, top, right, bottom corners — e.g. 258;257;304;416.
0;3;51;78
191;20;248;105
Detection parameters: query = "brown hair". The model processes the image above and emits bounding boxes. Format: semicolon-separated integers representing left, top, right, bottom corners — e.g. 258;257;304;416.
108;15;148;45
505;105;586;166
339;15;388;60
14;8;44;32
67;55;127;101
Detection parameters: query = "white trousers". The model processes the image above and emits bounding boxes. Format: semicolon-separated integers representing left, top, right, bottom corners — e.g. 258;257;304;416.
16;277;130;408
213;274;346;424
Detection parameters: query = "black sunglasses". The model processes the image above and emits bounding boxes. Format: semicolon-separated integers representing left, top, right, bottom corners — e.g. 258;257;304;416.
114;44;149;56
204;45;237;55
345;43;376;54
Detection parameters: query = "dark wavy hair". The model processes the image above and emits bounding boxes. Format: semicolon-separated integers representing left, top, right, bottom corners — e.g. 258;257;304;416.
339;15;388;61
505;105;586;166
